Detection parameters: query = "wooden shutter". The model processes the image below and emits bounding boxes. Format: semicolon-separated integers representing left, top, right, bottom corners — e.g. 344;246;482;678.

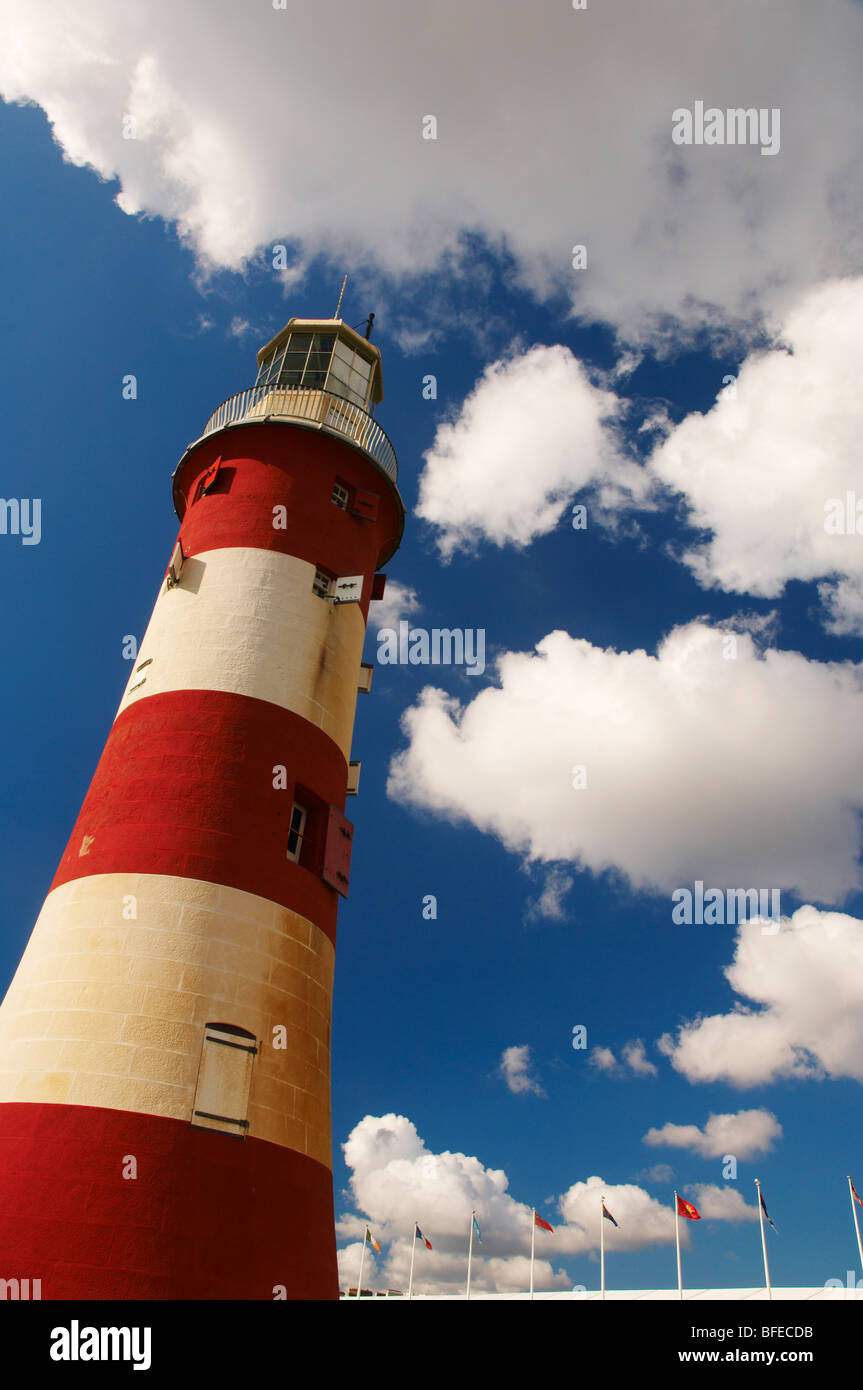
200;455;222;495
351;489;379;521
321;806;354;898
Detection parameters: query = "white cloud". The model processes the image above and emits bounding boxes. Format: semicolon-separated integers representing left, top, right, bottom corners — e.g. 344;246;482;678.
368;578;421;631
689;1184;758;1223
819;577;863;639
499;1044;546;1097
643;1110;782;1159
649;279;863;633
337;1238;380;1294
387;620;863;904
590;1040;657;1078
336;1114;755;1291
414;281;863;629
658;906;863;1087
590;1047;618;1073
227;315;254;339
337;1113;566;1293
622;1040;658;1077
556;1177;680;1254
2;3;863;342
524;867;574;923
416;346;641;557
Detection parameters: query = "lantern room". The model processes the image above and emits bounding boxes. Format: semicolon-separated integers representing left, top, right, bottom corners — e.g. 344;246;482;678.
254;318;384;414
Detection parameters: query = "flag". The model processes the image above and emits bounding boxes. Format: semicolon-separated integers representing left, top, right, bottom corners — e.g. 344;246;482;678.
851;1179;863;1209
534;1213;554;1234
602;1202;619;1228
472;1215;482;1243
676;1196;701;1221
416;1224;432;1251
365;1228;381;1252
759;1190;777;1233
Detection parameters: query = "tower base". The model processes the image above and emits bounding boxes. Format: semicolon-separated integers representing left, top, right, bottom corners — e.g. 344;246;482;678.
0;1102;338;1299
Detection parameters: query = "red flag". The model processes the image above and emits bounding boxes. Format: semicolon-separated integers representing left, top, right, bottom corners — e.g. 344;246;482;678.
851;1179;863;1209
676;1196;701;1221
534;1213;554;1233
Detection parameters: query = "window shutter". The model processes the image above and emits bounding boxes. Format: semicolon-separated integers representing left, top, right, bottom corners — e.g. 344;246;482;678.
321;806;354;898
332;574;363;604
200;455;222;495
351;490;379;521
191;1022;257;1138
371;573;387;601
166;538;185;589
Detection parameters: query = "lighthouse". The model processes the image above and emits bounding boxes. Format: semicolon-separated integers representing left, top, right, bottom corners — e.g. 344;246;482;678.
0;317;403;1299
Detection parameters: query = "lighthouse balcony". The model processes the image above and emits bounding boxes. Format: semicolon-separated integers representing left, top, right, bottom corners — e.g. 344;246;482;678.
200;384;398;483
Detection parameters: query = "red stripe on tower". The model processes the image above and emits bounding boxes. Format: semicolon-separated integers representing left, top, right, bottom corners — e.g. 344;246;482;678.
0;315;404;1299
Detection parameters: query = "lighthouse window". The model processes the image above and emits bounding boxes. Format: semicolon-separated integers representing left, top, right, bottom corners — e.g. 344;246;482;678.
256;331;373;408
331;482;350;509
326;342;373;408
286;803;307;862
312;567;333;598
191;1023;257;1138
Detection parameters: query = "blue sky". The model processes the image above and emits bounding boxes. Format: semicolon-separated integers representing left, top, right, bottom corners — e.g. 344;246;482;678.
2;1;863;1296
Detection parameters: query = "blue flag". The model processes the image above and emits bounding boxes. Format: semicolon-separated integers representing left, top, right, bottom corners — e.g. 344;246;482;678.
759;1190;778;1233
472;1215;482;1243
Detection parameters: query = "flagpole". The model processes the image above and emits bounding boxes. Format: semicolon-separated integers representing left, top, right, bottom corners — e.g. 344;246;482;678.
674;1191;683;1300
466;1209;475;1300
848;1177;863;1272
408;1223;417;1300
755;1179;772;1300
357;1229;366;1299
600;1194;606;1301
530;1207;536;1300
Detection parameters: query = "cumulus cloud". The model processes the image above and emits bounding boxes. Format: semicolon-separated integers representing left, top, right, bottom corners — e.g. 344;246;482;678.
659;906;863;1086
413;282;863;630
591;1040;657;1078
556;1177;680;1254
387;621;863;904
416;346;641;557
688;1184;758;1222
590;1047;618;1073
649;279;863;633
643;1110;782;1159
498;1045;546;1098
623;1041;658;1077
337;1238;380;1294
368;578;421;631
337;1113;567;1293
336;1114;748;1290
2;2;863;342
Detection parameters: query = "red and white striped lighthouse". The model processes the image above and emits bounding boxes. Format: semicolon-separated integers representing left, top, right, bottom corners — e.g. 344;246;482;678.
0;317;403;1299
